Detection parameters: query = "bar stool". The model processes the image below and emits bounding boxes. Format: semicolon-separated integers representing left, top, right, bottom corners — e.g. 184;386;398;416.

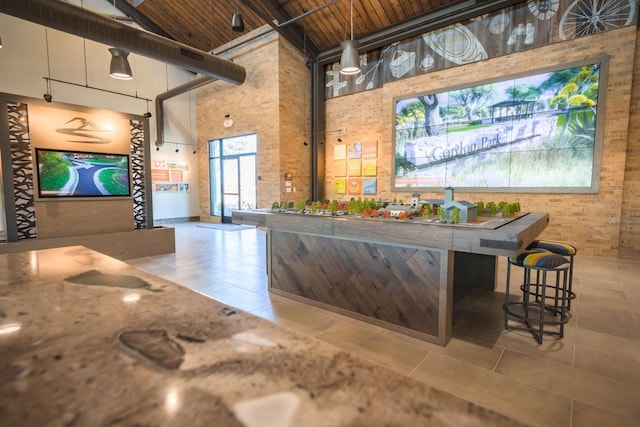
503;250;571;344
527;240;577;311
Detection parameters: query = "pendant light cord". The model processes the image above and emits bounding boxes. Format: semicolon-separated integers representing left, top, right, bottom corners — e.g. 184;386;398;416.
350;0;354;41
44;28;52;94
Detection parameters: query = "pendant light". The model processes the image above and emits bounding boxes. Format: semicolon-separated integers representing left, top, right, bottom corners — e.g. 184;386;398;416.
109;48;133;80
231;8;244;32
340;0;360;75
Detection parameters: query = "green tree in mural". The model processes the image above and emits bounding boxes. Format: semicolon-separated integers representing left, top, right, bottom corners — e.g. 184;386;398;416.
546;64;600;147
38;152;72;191
505;84;542;101
441;104;466;124
396;101;426;139
449;85;496;122
417;94;441;136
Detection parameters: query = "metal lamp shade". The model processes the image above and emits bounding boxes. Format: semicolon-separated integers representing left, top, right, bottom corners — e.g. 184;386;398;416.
109;48;133;80
339;39;361;75
231;12;244;32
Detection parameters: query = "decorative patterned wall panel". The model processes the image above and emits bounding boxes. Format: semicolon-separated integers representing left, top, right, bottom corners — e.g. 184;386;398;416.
7;102;36;239
327;0;639;98
130;120;146;229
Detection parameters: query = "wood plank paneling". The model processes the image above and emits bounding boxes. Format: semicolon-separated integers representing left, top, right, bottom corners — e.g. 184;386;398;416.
125;0;463;52
270;230;447;340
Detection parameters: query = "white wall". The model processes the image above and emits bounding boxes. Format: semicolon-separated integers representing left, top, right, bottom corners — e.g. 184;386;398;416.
0;1;200;221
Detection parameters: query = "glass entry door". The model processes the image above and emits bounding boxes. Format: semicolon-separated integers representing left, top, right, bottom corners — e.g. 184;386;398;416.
209;134;257;223
221;155;256;222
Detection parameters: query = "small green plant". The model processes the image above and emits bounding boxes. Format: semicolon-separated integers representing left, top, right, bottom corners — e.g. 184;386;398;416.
309;201;321;214
279;200;289;210
327;200;338;214
486;202;498;215
451;207;460;224
294;200;307;212
437;206;446;222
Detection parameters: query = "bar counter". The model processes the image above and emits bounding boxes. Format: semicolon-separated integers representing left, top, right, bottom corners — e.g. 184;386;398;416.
0;246;523;426
233;210;548;345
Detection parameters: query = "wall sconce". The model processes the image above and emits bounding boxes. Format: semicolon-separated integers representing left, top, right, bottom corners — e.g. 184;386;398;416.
109;48;133;80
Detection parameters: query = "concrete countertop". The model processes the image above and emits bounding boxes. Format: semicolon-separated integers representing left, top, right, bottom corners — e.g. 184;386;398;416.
0;246;523;426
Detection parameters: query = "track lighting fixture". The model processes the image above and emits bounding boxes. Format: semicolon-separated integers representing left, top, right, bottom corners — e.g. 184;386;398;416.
337;137;342;142
193;149;197;154
156;146;160;151
43;93;53;102
175;148;179;153
109;48;133;80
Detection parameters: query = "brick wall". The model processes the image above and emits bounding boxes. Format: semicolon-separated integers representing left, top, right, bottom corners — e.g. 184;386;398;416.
325;26;638;258
195;25;638;258
195;28;311;221
619;29;640;258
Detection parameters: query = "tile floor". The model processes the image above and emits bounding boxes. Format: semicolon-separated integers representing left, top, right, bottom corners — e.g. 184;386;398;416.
127;222;640;427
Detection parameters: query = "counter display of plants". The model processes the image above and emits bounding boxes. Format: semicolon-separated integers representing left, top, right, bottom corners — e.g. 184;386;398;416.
270;198;521;225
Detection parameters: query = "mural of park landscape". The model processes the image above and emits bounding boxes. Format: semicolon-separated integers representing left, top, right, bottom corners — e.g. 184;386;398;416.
326;0;637;98
393;58;606;192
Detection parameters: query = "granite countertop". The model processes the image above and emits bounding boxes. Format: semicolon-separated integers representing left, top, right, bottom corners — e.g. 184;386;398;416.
0;246;523;426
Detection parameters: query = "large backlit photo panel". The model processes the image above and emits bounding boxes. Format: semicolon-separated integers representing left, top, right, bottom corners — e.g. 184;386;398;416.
393;57;607;193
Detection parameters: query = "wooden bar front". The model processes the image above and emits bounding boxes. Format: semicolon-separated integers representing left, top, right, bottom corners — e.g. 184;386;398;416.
233;210;549;345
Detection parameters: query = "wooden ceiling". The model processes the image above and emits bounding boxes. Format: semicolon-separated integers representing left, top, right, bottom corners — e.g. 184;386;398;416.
119;0;504;58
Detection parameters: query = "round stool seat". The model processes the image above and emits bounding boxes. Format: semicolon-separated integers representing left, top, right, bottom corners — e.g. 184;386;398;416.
504;250;571;344
526;240;577;310
526;240;577;256
509;250;571;270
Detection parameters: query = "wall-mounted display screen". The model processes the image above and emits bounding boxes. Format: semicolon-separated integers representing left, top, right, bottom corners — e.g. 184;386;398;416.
35;148;131;198
393;57;607;193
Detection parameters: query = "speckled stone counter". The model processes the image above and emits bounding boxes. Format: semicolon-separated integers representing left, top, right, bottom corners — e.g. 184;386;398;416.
0;246;523;426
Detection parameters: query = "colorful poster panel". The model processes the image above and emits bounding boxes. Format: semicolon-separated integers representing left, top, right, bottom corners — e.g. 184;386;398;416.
362;159;377;176
334;160;347;176
348;160;362;176
348;142;362;159
334;144;347;160
363;178;377;195
334;178;347;194
363;141;377;158
348;178;362;195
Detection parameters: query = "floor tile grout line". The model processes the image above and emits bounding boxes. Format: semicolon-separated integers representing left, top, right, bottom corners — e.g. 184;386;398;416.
491;347;506;373
408;351;432;377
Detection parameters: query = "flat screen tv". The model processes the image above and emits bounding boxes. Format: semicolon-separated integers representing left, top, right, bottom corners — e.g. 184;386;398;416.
35;148;131;198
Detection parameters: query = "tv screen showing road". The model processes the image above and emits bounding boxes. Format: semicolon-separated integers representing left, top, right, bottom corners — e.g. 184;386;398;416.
36;148;131;198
